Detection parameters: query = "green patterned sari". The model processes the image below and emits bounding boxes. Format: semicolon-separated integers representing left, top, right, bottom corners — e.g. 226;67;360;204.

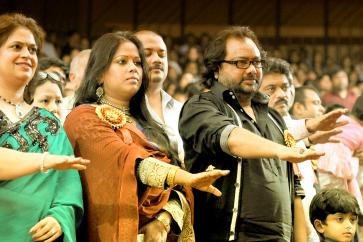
0;108;83;242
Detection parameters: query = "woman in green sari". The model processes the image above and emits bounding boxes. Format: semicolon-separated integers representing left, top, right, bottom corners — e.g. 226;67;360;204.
0;13;88;242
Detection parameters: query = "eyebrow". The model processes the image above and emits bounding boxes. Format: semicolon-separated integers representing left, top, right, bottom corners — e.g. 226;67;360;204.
10;41;37;48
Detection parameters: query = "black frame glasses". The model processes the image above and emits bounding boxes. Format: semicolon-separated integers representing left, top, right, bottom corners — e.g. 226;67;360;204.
220;59;264;69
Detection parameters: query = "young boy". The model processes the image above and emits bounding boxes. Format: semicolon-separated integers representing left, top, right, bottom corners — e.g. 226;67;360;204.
310;188;361;242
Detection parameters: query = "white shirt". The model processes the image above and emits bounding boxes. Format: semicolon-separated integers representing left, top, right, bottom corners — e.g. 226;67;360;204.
145;90;185;163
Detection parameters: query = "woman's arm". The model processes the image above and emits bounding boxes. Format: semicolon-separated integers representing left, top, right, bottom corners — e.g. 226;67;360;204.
0;147;89;180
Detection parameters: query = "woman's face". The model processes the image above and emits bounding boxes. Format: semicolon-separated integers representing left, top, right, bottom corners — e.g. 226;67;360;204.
102;41;143;103
32;81;63;119
0;27;38;87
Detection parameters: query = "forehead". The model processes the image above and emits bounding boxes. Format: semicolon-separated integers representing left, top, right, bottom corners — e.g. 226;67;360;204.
137;33;166;51
34;81;62;95
261;73;289;87
304;89;320;100
114;41;140;56
3;27;36;47
225;37;260;59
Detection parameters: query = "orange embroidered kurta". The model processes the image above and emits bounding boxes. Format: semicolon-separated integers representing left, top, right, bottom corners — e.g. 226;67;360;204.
64;105;188;242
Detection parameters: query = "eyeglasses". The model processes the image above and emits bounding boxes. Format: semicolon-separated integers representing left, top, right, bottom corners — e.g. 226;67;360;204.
37;71;65;84
220;59;264;69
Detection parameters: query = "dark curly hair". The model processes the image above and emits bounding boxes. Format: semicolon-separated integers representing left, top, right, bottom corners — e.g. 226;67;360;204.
202;26;266;88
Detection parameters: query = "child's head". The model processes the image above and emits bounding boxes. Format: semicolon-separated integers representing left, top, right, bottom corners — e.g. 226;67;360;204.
24;71;64;119
310;188;361;242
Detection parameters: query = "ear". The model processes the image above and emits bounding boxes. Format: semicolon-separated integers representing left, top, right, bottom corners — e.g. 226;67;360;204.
214;72;219;80
69;73;75;82
292;103;304;117
313;219;326;234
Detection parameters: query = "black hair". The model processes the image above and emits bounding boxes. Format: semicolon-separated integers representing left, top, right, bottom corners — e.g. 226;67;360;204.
202;26;266;88
352;95;363;121
293;86;320;108
38;57;68;75
264;57;293;85
309;188;361;227
75;31;180;165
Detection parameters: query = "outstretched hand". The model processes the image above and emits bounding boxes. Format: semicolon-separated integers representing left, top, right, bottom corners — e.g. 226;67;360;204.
305;108;348;132
44;154;90;171
185;169;230;197
308;128;342;145
278;146;325;164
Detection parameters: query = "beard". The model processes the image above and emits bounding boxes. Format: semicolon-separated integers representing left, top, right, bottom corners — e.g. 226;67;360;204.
222;74;260;96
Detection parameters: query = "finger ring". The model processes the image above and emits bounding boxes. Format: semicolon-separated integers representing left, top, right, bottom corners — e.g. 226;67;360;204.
299;149;304;154
51;229;56;235
206;165;215;172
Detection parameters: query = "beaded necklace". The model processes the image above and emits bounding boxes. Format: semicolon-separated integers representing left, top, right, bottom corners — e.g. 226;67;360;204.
0;95;24;117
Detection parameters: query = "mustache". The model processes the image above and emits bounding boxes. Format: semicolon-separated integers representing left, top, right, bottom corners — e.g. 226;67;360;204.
242;73;258;80
275;98;288;105
149;64;164;71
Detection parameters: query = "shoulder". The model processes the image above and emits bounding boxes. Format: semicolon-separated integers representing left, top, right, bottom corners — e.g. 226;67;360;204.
64;104;98;127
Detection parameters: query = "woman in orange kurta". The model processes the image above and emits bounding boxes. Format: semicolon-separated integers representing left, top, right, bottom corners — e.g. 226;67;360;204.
64;31;229;242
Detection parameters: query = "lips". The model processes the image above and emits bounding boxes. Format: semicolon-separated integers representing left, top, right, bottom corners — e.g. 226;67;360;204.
16;62;32;69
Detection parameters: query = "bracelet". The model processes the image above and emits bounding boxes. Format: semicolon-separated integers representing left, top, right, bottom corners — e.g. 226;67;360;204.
40;152;49;173
166;166;179;187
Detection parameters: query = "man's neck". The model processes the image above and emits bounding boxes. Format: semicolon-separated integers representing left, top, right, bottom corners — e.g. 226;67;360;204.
237;93;252;108
147;87;165;122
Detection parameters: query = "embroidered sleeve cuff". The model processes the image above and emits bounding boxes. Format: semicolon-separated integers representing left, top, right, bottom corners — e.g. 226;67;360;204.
162;198;184;234
137;157;172;189
220;125;238;156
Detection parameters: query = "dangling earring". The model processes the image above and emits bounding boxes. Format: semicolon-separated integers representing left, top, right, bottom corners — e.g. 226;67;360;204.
96;86;104;99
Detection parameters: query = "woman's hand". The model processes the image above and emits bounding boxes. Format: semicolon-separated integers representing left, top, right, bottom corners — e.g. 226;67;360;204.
29;216;62;242
139;218;168;242
44;154;90;171
185;169;230;197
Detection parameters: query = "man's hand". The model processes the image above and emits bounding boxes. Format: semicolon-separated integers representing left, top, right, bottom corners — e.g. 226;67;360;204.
277;146;325;164
308;129;342;145
305;108;348;132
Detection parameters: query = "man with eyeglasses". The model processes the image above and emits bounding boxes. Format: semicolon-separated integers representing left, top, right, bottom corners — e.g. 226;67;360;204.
179;26;346;242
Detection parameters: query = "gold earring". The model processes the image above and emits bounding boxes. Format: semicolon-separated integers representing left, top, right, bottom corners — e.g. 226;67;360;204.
96;86;104;98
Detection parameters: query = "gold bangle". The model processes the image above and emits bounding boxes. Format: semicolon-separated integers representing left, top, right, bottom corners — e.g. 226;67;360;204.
40;152;49;173
166;166;179;187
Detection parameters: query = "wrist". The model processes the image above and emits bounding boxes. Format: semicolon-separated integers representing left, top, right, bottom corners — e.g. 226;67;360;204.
40;152;49;173
305;118;315;133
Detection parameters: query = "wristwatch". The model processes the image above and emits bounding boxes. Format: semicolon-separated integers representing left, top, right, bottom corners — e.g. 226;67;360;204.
155;212;171;233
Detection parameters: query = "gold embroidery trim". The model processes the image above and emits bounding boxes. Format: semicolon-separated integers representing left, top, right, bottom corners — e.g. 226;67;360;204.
284;129;296;147
138;157;171;189
95;104;132;129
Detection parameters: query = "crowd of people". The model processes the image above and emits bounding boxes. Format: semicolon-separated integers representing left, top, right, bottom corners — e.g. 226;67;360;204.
1;12;363;242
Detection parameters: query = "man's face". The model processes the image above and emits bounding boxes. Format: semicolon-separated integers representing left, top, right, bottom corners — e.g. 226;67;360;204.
137;33;168;85
217;37;262;96
259;73;291;116
294;89;325;119
332;70;349;91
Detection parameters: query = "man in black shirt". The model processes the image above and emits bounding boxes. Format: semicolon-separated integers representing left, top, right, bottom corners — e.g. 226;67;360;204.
179;26;345;242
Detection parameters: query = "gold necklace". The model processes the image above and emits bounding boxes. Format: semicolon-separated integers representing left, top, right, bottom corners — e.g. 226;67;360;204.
99;98;130;114
0;95;24;118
